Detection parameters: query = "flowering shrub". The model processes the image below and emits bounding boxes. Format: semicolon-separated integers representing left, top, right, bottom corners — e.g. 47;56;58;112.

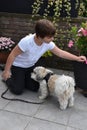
0;37;15;52
68;22;87;56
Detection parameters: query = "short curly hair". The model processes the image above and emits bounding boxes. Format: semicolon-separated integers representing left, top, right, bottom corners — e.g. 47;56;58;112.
35;19;56;38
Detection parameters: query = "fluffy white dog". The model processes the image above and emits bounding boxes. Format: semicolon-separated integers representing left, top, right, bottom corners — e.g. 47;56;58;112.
31;66;75;110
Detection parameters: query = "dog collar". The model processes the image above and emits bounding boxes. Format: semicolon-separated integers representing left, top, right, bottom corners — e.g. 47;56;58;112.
44;72;53;83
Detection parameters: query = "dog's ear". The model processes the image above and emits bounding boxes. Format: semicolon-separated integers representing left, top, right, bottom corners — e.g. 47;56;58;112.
36;68;47;80
40;68;47;78
36;70;46;80
36;75;43;81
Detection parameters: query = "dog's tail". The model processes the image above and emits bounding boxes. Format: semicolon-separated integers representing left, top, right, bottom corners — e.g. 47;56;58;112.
55;75;75;96
64;75;75;96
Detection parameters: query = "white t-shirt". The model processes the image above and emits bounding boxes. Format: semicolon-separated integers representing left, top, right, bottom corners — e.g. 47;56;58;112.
13;34;55;68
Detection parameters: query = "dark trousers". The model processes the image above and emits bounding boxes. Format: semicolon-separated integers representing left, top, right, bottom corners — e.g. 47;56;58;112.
6;65;39;95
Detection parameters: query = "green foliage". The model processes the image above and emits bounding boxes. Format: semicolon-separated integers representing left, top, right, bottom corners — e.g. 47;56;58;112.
82;0;87;17
42;50;53;57
69;22;87;55
31;0;85;57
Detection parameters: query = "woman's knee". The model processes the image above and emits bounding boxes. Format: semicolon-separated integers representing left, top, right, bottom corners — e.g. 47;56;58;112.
6;78;24;95
10;88;24;95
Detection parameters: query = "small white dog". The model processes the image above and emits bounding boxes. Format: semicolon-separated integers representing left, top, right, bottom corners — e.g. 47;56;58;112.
31;66;75;110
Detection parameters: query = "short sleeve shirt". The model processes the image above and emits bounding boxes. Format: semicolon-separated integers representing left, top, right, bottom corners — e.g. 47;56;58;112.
13;34;55;68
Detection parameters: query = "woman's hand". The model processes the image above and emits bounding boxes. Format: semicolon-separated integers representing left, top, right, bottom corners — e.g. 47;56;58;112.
2;45;23;81
2;70;11;81
77;56;87;62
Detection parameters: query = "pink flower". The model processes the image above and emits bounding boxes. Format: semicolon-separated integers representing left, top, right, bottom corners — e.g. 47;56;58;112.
0;37;15;52
78;28;87;36
85;60;87;64
68;40;74;48
78;28;83;33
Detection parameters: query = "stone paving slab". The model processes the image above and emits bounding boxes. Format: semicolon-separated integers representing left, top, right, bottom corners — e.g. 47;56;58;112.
0;110;31;130
0;69;87;130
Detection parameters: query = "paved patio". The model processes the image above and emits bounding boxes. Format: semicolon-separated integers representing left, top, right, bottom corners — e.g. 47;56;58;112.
0;68;87;130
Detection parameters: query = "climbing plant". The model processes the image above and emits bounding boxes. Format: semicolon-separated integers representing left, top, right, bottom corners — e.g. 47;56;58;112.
31;0;85;56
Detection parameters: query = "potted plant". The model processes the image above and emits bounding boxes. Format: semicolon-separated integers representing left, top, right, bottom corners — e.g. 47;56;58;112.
68;22;87;56
0;37;15;64
68;22;87;96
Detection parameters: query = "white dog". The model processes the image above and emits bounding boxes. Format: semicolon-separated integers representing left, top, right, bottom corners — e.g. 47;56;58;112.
31;66;75;110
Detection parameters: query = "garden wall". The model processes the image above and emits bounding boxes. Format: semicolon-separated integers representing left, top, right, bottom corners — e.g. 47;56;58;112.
0;12;86;71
